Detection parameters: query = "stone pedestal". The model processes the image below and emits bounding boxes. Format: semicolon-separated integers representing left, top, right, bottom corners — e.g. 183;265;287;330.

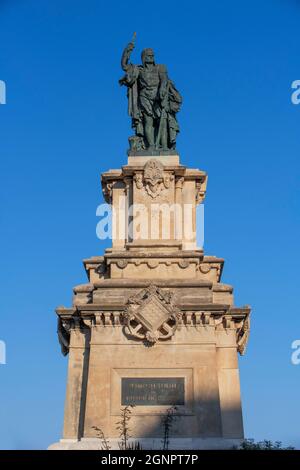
49;154;250;450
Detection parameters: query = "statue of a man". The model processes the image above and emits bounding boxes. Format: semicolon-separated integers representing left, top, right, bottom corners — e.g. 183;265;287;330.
119;40;182;152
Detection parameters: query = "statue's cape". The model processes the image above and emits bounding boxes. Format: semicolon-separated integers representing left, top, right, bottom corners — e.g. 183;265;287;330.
167;80;182;114
119;64;141;122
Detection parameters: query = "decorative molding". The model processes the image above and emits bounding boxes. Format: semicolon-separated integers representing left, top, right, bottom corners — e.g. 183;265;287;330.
147;260;159;269
112;259;196;270
203;312;211;326
223;315;232;329
116;259;128;269
211;263;222;279
56;305;250;356
198;262;222;281
175;176;184;190
199;263;211;274
178;259;189;269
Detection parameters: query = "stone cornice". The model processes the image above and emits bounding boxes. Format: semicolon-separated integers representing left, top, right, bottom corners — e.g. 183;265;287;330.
72;280;233;294
56;303;250;315
121;164;187;177
55;303;250;356
92;279;213;288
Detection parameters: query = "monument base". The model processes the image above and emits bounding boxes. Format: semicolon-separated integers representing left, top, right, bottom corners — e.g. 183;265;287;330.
48;437;242;450
52;152;250;450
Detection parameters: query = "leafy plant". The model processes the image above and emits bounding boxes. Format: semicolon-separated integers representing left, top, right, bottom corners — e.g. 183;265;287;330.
91;426;111;450
116;405;135;450
92;405;142;450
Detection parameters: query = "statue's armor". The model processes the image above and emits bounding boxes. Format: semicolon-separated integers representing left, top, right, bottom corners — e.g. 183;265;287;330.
138;66;161;100
137;65;166;117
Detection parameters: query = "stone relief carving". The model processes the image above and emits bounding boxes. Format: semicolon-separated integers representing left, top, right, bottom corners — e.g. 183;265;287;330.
133;159;174;199
124;284;181;345
116;259;128;269
199;263;211;274
133;173;143;189
163;173;173;189
57;317;71;356
178;259;189;269
147;260;158;269
112;259;195;270
95;262;107;276
195;179;206;205
175;176;184;190
102;181;114;203
198;262;222;280
56;305;249;357
237;314;250;355
57;315;82;355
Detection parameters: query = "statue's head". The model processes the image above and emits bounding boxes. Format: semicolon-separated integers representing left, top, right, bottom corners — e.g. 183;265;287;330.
141;48;155;65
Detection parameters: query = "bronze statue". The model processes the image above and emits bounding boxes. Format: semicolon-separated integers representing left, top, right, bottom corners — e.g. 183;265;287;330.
119;35;182;153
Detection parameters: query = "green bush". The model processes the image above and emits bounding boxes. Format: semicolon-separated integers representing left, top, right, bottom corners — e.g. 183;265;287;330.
235;439;294;450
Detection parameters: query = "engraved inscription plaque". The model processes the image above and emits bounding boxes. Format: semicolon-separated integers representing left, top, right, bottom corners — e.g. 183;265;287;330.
121;377;185;406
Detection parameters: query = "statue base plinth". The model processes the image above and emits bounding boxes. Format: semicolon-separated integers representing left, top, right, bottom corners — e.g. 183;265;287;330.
128;149;179;157
51;150;250;451
48;437;242;450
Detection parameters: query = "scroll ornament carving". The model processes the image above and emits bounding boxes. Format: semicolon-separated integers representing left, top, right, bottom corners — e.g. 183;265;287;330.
178;259;189;269
237;315;250;355
124;285;181;345
116;259;128;269
114;259;193;270
147;260;158;269
102;182;114;203
57;315;84;355
199;263;211;274
195;179;206;205
134;159;174;198
95;262;107;275
57;317;71;356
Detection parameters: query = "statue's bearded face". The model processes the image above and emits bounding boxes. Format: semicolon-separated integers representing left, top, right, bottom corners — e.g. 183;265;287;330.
142;49;155;65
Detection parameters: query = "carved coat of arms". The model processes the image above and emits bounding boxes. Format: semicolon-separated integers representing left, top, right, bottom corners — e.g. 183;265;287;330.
124;285;180;344
134;159;174;198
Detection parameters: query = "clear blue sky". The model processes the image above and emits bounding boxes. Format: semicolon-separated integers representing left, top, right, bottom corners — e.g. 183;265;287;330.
1;0;299;449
